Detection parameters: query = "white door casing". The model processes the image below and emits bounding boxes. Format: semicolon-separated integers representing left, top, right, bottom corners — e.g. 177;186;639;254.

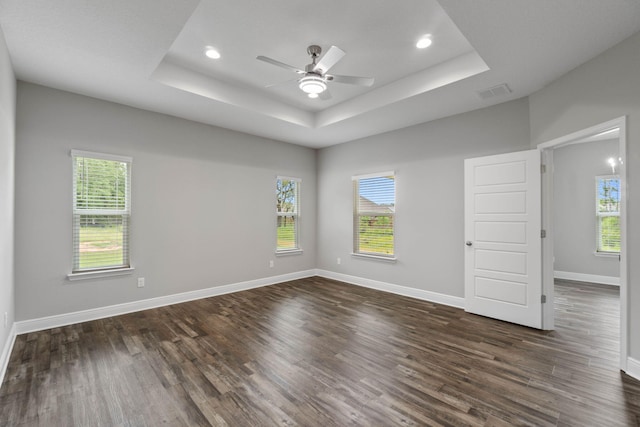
464;149;542;329
537;116;627;370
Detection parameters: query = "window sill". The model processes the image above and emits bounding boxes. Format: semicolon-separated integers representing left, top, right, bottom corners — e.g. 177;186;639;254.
351;253;397;263
275;249;303;257
67;267;135;281
594;251;620;258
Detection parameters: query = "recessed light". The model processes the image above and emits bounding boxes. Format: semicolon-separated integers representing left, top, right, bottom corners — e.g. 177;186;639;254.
204;46;221;59
308;93;319;99
416;35;432;49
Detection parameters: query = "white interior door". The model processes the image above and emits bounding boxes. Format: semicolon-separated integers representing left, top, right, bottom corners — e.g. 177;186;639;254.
464;149;542;328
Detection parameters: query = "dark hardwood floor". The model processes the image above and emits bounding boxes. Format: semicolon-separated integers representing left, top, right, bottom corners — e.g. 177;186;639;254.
1;277;639;426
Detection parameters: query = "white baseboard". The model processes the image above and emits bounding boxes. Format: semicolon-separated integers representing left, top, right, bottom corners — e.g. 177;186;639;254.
316;269;464;309
626;357;640;381
15;270;316;335
554;270;620;286
0;323;17;388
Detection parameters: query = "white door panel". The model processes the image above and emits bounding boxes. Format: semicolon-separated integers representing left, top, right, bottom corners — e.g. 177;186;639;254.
475;222;527;243
474;161;527;186
464;149;542;328
475;250;527;275
474;192;527;214
474;278;527;305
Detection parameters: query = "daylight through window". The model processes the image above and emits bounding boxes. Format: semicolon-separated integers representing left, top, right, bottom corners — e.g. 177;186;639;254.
595;175;620;253
353;172;395;257
276;177;300;252
72;150;132;272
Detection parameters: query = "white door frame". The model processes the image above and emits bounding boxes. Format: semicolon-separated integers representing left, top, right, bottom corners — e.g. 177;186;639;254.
537;116;628;371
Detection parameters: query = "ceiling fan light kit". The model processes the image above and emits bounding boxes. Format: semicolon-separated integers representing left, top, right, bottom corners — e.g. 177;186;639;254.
299;75;327;94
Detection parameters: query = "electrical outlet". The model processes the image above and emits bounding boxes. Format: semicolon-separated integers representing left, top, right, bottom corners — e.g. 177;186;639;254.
337;257;341;265
269;260;274;268
137;277;145;288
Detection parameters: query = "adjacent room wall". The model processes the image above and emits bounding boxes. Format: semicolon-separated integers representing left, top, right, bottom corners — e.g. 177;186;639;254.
529;31;640;359
553;140;620;283
317;99;531;300
14;82;317;321
0;27;16;371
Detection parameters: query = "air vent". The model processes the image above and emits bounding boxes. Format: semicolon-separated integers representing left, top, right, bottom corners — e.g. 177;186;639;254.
477;83;512;100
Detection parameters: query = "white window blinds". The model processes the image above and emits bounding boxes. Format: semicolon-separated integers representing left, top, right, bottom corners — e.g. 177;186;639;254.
276;177;301;252
72;150;132;272
353;172;395;257
595;175;620;253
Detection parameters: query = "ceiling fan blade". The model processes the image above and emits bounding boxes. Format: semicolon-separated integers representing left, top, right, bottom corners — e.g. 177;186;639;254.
327;74;374;87
313;46;345;74
257;56;305;74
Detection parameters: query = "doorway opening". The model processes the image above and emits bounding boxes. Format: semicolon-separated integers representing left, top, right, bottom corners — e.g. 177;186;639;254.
538;117;628;371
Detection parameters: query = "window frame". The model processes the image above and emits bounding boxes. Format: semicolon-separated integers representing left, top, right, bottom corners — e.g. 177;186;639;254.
352;171;396;261
70;150;133;277
276;176;302;255
595;174;620;254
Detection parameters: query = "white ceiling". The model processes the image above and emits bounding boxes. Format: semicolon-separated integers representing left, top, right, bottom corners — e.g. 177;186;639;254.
1;0;640;148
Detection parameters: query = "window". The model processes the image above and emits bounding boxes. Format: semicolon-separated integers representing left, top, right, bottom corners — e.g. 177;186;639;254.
72;150;131;272
353;172;395;258
276;177;300;252
595;175;620;253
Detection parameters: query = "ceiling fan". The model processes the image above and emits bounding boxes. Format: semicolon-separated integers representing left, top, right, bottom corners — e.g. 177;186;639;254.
257;45;375;99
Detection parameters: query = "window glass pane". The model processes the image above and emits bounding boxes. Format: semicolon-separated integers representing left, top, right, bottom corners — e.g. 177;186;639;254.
75;214;129;269
75;157;128;211
597;177;620;213
599;216;620;253
277;179;297;214
357;176;395;213
277;215;297;250
358;215;394;255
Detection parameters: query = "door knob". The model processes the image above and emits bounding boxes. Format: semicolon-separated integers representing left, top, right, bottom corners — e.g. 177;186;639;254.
465;241;473;246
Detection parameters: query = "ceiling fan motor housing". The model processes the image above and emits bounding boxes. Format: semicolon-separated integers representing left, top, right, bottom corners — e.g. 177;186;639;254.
307;45;322;58
306;45;324;73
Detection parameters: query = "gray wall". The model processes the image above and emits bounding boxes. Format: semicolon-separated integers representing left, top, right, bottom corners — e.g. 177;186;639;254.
14;83;317;321
529;31;640;357
553;140;619;279
0;27;15;360
317;99;531;297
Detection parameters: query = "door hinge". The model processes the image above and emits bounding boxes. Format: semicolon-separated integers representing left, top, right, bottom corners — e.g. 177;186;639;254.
541;295;547;304
541;229;547;238
541;164;546;173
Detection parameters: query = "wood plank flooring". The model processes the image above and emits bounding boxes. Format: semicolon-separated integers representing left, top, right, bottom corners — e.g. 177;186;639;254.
1;277;639;426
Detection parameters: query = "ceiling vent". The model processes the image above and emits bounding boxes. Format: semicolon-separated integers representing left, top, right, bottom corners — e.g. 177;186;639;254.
477;83;512;100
